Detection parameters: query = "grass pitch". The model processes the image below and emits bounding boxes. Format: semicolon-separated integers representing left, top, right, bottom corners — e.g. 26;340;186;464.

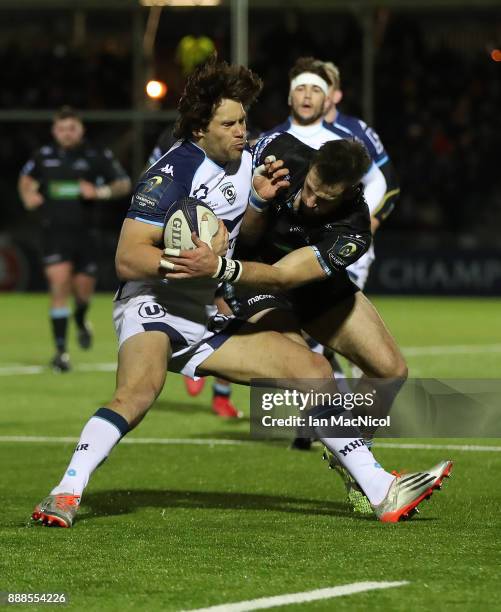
1;294;500;611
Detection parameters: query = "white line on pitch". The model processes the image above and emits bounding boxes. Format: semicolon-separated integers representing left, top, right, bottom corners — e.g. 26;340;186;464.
377;442;501;452
0;343;500;376
0;436;250;446
402;343;501;356
0;436;500;452
0;362;116;376
183;581;409;612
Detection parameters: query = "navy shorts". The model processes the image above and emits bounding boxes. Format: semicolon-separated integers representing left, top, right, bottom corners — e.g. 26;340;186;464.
234;271;359;324
42;227;99;276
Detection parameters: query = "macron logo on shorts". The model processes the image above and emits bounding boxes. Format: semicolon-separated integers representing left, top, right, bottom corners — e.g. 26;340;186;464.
247;294;274;305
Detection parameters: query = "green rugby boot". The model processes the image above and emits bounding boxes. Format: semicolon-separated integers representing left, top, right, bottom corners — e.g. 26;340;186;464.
322;448;372;514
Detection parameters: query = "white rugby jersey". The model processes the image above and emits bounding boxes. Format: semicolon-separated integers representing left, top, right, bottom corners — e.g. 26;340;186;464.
262;118;386;216
115;140;251;324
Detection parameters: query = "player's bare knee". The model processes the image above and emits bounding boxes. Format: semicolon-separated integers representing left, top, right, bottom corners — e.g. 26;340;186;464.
109;381;160;424
311;352;333;378
377;350;408;380
290;350;332;379
394;356;408;380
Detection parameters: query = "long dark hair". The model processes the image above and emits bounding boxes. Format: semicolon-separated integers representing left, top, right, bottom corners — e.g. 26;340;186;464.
174;55;263;140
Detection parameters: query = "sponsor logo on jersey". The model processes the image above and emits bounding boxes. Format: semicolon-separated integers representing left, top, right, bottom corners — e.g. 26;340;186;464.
138;302;167;319
42;159;61;167
219;182;236;205
160;163;174;177
364;126;385;155
193;184;209;199
48;180;80;200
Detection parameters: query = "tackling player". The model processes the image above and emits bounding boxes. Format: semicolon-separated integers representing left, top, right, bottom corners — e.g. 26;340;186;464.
260;59;386;389
31;58;451;528
18;107;131;371
263;57;401;450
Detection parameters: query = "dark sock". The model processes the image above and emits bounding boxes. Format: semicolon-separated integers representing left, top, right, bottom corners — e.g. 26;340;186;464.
213;381;231;398
352;377;406;439
50;308;70;353
74;301;89;330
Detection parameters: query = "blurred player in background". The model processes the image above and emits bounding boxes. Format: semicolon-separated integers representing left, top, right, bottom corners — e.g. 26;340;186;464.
147;127;241;419
18;107;131;372
262;57;388;212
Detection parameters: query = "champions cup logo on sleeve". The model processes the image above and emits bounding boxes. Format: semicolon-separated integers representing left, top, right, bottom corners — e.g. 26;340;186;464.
339;243;358;258
133;175;169;209
327;234;367;270
143;176;163;193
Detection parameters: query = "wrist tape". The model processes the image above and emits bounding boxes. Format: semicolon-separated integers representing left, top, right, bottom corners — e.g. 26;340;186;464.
212;257;243;283
249;154;276;212
249;189;268;213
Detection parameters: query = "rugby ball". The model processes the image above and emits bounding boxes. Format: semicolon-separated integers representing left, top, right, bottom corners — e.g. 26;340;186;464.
163;197;219;251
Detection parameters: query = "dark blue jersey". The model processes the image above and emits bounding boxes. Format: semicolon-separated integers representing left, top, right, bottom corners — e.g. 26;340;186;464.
20;142;128;229
329;111;400;221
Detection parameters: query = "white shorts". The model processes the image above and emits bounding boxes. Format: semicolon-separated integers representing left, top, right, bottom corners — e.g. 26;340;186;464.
113;295;242;378
347;244;375;290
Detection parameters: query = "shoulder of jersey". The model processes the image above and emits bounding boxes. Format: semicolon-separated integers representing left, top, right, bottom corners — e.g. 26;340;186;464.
323;116;357;139
333;112;388;161
332;112;375;139
148;141;205;184
353;185;370;213
253;129;299;163
259;120;291;139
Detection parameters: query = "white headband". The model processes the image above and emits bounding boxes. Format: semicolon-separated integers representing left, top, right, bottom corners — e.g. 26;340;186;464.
290;72;329;96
